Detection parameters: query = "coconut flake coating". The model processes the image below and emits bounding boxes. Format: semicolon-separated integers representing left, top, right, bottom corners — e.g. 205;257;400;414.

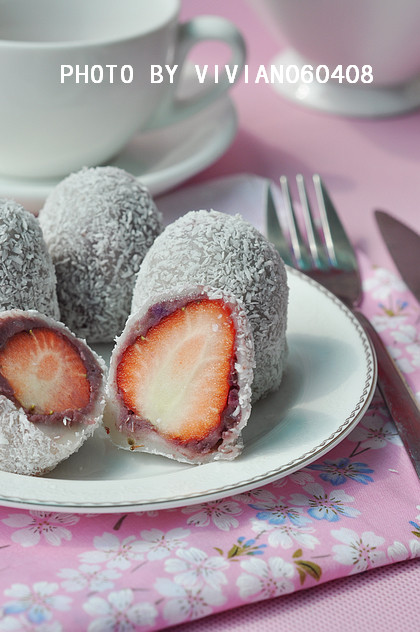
0;309;107;476
38;166;163;343
106;285;255;464
132;210;289;401
0;199;59;319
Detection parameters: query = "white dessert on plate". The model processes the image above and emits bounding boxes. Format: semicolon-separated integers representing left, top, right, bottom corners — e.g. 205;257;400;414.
39;166;163;343
106;210;288;464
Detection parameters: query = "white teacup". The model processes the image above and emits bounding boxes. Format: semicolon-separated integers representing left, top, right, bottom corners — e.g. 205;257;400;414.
252;0;420;116
258;0;420;86
0;0;246;179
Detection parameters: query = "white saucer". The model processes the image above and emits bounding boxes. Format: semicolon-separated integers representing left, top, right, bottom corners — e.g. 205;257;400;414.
0;94;237;211
271;49;420;118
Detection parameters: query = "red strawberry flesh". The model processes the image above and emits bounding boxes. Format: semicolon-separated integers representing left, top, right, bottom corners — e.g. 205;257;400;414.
0;316;101;425
116;299;237;444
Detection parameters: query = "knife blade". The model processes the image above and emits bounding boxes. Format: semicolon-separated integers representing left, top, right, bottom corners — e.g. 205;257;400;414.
375;210;420;302
313;189;420;477
356;311;420;477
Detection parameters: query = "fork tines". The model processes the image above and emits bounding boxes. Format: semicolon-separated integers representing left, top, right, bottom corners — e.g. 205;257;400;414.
279;174;333;271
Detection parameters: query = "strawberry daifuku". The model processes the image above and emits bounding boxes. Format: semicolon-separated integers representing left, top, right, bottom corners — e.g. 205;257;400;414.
105;286;254;464
38;166;163;343
0;198;59;319
0;310;106;476
132;209;289;402
105;209;288;464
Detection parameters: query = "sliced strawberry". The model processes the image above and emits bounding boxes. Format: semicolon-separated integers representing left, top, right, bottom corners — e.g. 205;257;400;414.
0;328;90;415
116;299;236;443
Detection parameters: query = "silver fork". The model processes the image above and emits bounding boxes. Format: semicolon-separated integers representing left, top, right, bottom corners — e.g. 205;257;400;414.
267;174;361;308
266;174;420;477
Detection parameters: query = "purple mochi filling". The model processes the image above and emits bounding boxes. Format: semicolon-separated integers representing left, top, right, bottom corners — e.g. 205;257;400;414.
0;314;103;426
115;296;243;455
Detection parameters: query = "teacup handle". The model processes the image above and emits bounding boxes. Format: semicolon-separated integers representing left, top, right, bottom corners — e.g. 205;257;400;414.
147;15;246;129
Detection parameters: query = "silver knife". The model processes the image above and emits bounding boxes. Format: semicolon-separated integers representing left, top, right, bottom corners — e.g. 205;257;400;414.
363;317;420;475
375;210;420;302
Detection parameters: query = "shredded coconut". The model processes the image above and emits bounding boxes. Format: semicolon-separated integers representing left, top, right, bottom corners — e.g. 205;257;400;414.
0;199;59;319
38;166;163;343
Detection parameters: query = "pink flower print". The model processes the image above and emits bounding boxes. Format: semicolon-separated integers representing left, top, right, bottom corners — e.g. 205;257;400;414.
363;268;407;300
0;616;62;630
308;457;374;486
253;519;320;550
2;512;79;547
390;325;420;373
182;499;242;531
236;557;295;601
2;581;71;624
290;484;360;522
350;416;401;449
371;313;408;333
273;470;315;488
331;527;386;573
83;589;157;631
233;488;276;504
391;324;420;348
79;533;144;570
164;547;229;589
135;528;190;561
250;494;312;527
58;564;121;592
387;540;420;561
154;578;226;625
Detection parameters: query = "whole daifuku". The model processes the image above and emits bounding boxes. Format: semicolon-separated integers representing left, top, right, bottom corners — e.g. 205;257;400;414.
106;209;289;464
0;198;59;318
38;166;163;343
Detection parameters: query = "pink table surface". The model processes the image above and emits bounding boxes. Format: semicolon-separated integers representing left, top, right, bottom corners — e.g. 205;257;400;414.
178;1;420;630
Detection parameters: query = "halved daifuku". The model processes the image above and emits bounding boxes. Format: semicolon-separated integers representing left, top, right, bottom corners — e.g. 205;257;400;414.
38;166;163;343
132;210;288;401
0;198;59;319
105;285;254;464
0;310;106;476
105;210;288;464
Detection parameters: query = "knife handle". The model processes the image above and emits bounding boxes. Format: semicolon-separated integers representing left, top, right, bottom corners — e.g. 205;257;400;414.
355;310;420;475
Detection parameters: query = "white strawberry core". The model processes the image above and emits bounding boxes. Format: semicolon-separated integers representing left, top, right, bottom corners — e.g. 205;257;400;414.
117;300;235;442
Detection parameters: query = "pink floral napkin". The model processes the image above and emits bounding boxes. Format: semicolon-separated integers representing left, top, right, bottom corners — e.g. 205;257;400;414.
0;176;419;631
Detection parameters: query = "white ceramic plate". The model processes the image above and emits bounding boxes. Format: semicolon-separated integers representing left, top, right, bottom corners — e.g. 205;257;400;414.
0;94;237;211
0;269;376;513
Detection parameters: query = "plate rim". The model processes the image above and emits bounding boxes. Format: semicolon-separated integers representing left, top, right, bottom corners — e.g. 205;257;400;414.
0;269;377;512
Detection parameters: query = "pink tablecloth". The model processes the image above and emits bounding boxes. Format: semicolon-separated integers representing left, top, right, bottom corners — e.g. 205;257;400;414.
0;177;418;630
